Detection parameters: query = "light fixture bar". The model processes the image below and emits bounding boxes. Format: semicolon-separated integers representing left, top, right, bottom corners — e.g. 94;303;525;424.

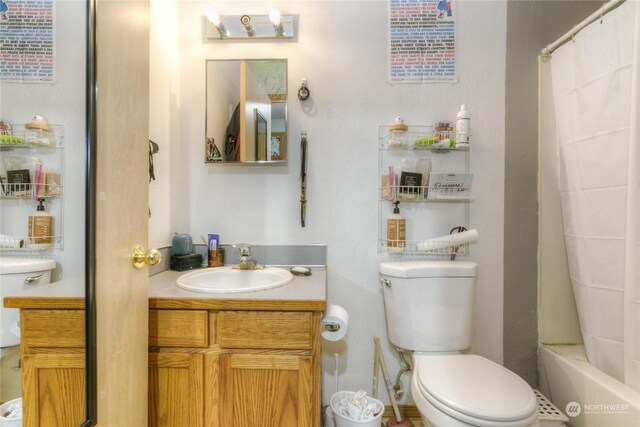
205;14;295;40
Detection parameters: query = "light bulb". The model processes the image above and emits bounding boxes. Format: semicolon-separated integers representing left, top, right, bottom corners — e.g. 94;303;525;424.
269;9;281;26
207;9;220;26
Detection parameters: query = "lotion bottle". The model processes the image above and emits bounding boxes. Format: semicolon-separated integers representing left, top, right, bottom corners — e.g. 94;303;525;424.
387;201;406;252
455;104;470;147
28;198;53;248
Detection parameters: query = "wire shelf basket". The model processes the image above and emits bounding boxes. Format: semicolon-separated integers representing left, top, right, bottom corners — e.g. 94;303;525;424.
378;239;470;256
380;185;472;202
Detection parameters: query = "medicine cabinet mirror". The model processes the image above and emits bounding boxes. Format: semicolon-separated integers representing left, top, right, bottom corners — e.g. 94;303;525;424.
205;59;287;165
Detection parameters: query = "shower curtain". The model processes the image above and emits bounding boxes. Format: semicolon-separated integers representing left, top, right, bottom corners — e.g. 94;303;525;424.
548;0;640;392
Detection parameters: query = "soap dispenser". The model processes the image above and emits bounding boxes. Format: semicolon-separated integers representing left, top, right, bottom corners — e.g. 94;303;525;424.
28;198;53;248
387;201;406;252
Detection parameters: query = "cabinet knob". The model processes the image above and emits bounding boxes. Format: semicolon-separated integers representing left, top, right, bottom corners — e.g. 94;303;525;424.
131;245;161;269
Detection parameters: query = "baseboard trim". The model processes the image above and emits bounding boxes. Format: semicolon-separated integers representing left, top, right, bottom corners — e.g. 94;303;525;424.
383;404;421;419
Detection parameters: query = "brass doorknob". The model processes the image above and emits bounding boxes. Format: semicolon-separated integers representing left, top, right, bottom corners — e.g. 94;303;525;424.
131;245;161;269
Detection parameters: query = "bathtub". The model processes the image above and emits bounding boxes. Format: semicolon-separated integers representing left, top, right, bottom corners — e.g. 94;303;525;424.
539;345;640;427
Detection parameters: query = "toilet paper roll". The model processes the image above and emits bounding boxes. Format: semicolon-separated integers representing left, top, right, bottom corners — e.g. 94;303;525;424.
322;304;349;341
416;229;479;252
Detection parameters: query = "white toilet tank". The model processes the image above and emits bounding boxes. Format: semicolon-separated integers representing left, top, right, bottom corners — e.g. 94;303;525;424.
0;257;56;348
380;261;477;352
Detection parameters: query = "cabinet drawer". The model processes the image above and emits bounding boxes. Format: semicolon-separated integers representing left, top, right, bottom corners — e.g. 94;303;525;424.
149;310;209;348
21;310;85;351
217;311;313;350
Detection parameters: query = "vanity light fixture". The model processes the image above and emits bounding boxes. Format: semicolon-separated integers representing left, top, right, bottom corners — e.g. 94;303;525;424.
205;10;294;40
207;10;228;38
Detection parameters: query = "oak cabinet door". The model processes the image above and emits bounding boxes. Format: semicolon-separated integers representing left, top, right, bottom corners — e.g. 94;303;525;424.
148;352;204;427
22;354;85;427
219;353;313;427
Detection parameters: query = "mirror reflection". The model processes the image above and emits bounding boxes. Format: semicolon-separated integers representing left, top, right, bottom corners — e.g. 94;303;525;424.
205;59;287;164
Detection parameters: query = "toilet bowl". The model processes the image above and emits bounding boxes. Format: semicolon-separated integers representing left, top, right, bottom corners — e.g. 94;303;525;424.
411;354;538;427
380;261;538;427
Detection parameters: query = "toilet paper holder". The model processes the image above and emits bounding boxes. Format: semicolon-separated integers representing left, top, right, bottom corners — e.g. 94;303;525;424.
321;304;349;341
322;322;341;332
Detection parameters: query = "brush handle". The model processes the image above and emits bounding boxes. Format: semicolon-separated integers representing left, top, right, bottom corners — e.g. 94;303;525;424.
377;340;403;422
373;337;381;398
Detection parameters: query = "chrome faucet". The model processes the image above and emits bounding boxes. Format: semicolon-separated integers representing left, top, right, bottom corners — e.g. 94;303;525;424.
235;245;258;270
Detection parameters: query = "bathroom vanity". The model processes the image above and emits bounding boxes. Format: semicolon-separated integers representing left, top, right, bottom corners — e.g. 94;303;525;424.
4;268;326;427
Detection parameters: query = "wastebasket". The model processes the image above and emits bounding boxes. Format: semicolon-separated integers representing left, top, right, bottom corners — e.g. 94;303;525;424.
330;391;383;427
0;398;22;427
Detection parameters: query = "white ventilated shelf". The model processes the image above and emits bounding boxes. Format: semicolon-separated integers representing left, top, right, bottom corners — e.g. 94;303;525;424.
0;236;63;252
0;124;65;149
378;239;470;256
1;183;63;200
379;125;471;151
381;185;472;202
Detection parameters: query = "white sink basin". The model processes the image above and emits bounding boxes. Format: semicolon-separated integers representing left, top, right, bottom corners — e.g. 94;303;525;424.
176;266;293;294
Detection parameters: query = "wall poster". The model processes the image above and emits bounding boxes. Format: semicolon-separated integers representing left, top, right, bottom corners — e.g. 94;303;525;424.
389;0;456;83
0;0;55;83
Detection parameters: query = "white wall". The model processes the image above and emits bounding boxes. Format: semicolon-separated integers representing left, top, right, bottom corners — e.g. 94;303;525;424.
0;0;86;282
151;0;507;405
149;0;180;249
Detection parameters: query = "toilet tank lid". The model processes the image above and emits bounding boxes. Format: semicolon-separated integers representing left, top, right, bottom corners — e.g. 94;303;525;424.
379;261;477;278
0;257;56;275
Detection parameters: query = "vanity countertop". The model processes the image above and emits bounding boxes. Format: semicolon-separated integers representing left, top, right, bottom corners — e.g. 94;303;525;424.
4;267;327;312
148;267;326;311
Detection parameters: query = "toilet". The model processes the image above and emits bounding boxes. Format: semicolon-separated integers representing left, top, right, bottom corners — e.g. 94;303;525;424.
0;257;56;408
0;257;56;348
380;261;538;427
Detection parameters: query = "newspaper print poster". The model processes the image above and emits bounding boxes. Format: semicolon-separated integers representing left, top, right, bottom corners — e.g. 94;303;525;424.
0;0;55;83
389;0;456;83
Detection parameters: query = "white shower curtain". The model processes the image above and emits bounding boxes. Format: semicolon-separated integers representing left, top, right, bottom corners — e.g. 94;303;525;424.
549;0;640;391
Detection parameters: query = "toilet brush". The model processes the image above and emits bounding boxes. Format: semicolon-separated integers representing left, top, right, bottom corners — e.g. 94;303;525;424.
377;340;414;427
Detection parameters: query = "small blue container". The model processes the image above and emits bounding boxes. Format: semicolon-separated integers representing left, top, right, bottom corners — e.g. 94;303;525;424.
172;233;193;255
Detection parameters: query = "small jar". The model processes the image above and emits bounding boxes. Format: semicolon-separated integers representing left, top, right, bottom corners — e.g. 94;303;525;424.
388;117;408;148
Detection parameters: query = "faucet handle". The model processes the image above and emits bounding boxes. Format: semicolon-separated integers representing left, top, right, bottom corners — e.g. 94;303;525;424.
233;244;251;257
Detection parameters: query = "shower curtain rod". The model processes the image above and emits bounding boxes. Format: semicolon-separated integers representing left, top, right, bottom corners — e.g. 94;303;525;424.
541;0;627;55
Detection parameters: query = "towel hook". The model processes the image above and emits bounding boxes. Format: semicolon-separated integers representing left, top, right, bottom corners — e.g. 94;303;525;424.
298;78;310;101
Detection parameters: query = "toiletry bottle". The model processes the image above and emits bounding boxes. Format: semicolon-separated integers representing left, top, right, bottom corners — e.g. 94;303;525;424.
455;104;470;146
28;198;53;248
387;201;406;252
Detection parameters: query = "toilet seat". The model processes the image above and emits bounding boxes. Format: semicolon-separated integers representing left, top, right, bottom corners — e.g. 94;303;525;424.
414;354;538;427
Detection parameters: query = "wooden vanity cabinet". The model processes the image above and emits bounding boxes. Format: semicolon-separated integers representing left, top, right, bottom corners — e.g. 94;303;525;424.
19;309;86;427
12;303;323;427
148;308;323;427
